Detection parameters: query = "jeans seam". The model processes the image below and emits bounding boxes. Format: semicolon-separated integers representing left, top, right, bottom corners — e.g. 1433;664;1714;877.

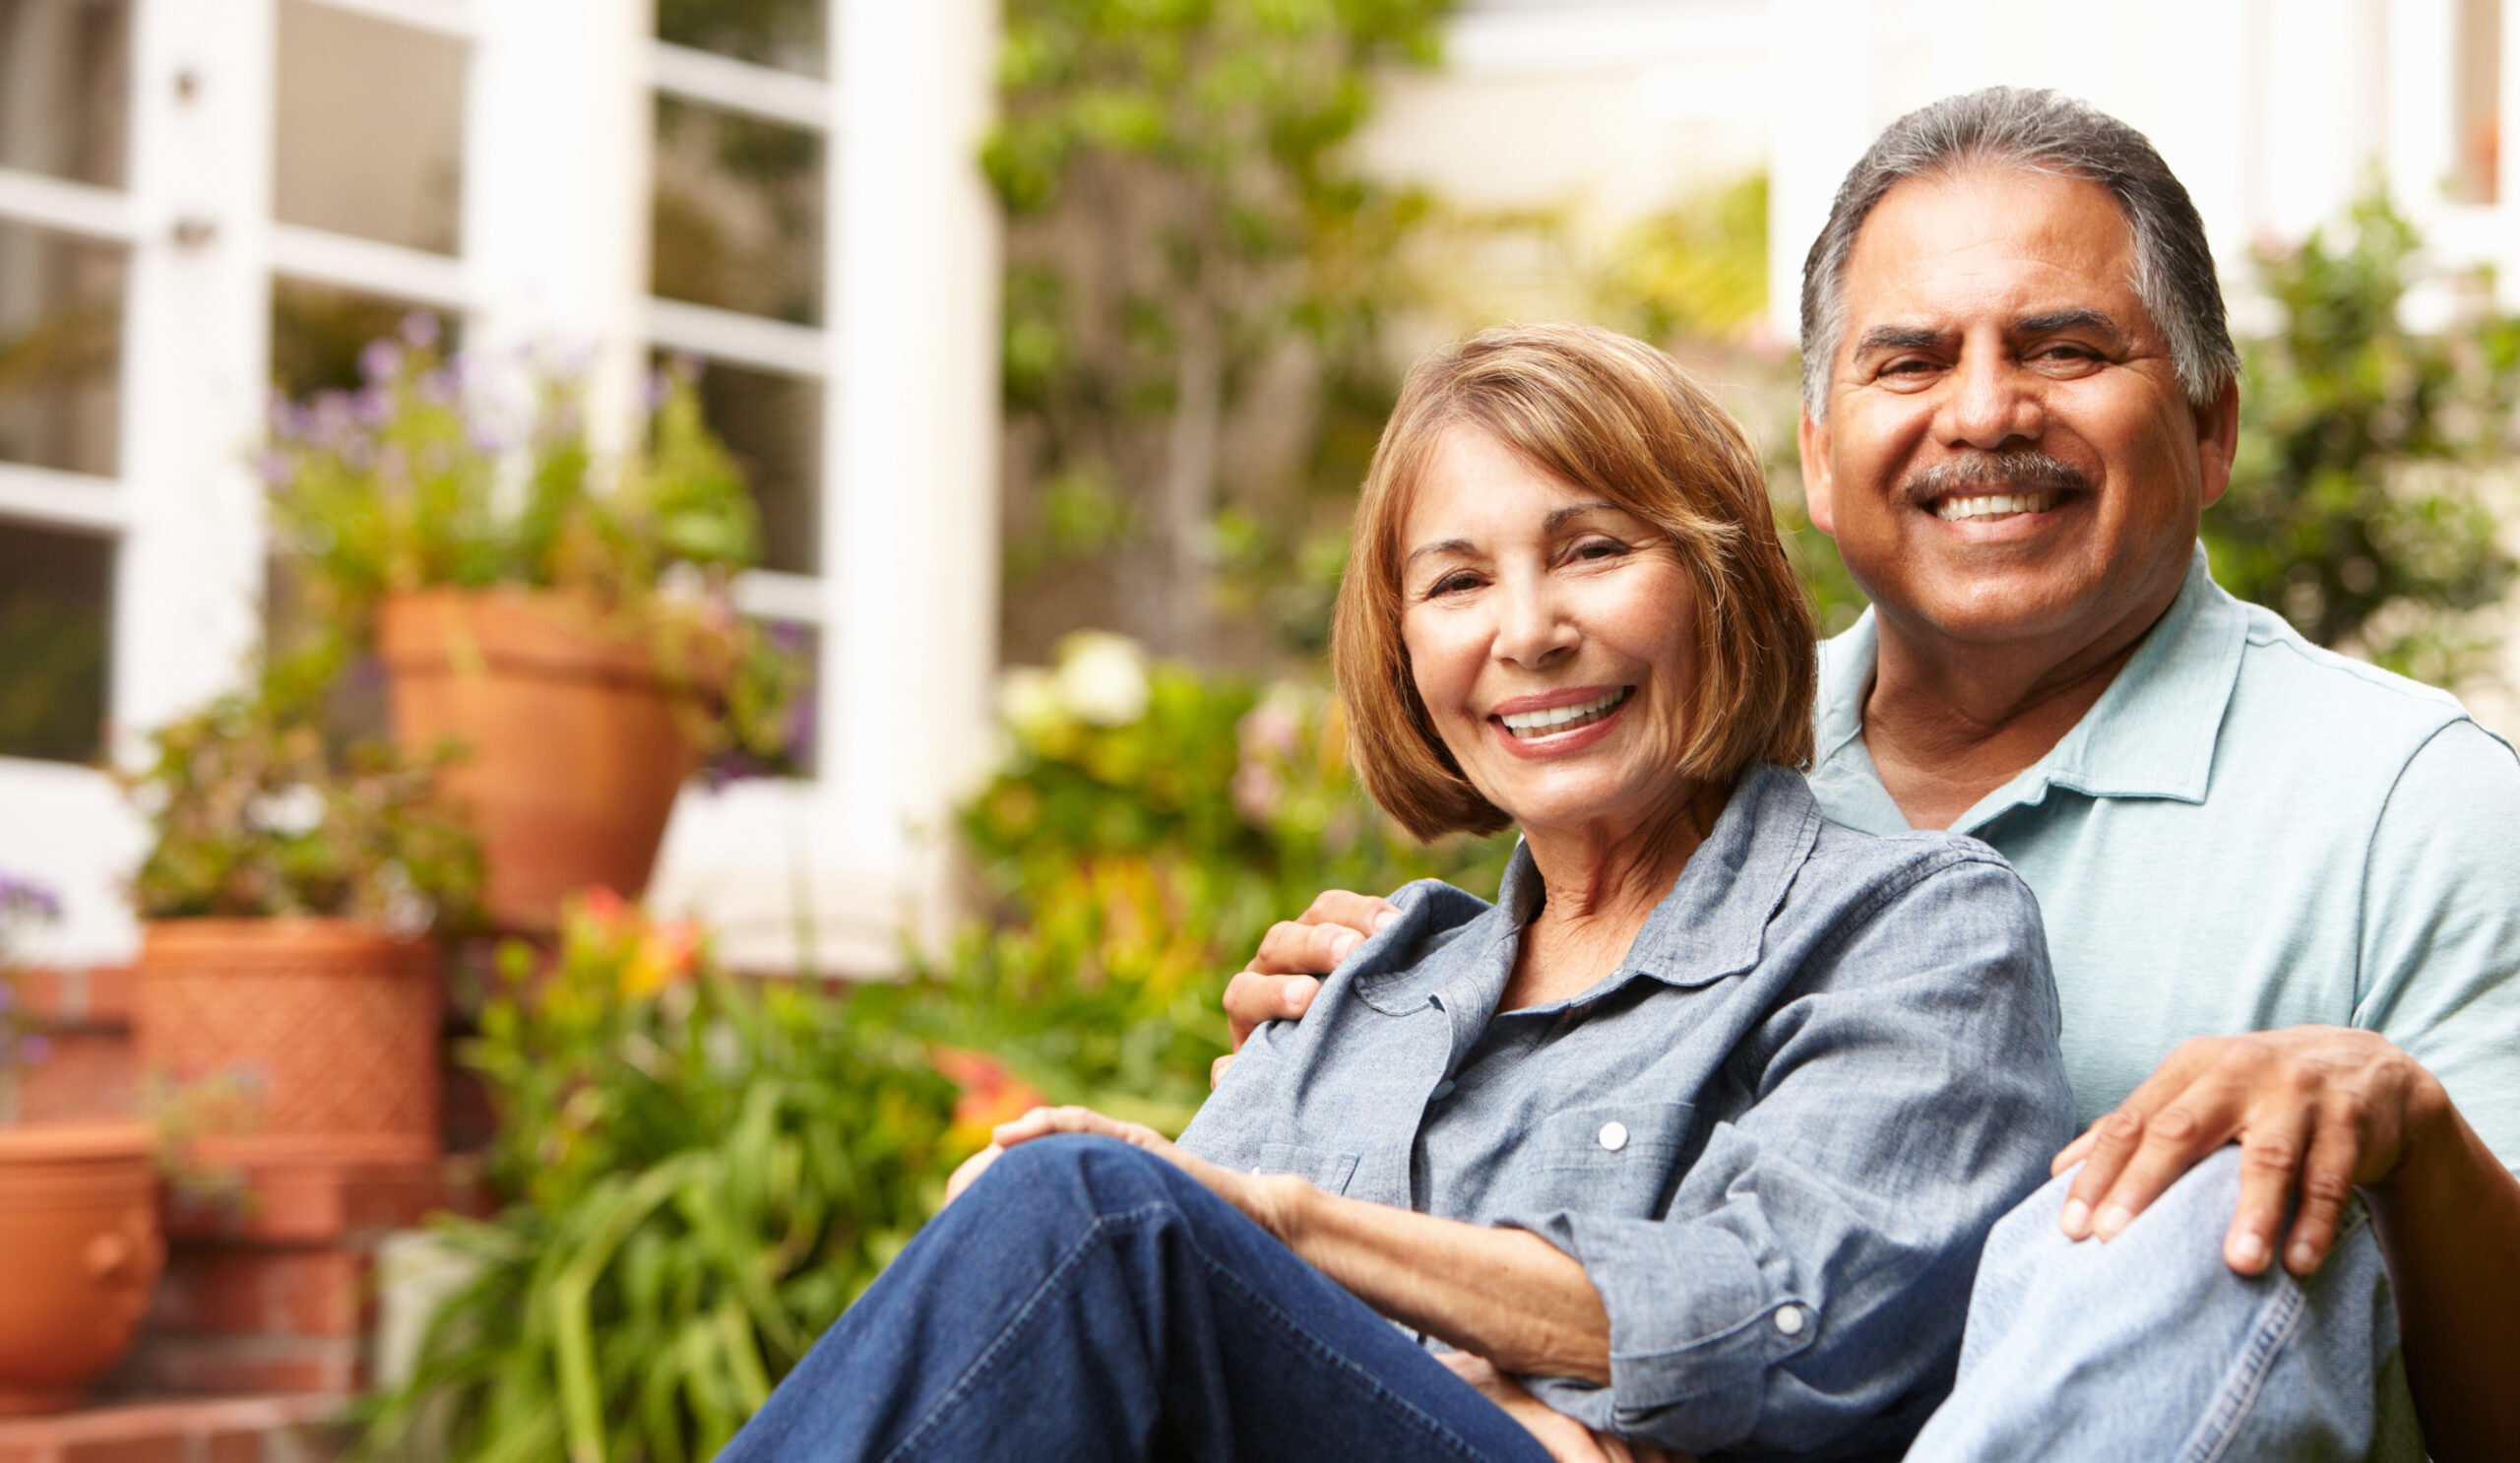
2174;1199;2373;1463
879;1195;1518;1463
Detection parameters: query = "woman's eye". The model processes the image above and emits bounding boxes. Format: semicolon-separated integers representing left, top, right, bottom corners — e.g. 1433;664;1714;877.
1426;571;1480;598
1572;539;1629;562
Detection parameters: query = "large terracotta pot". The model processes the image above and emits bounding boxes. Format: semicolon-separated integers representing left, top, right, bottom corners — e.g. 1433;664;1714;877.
135;920;442;1174
0;1120;163;1414
377;589;703;931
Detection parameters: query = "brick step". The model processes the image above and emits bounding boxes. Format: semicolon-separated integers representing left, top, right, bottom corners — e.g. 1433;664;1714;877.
0;1395;347;1463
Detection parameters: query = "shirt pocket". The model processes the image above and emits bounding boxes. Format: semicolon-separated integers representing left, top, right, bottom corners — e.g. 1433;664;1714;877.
1256;1142;1361;1196
1506;1102;1695;1217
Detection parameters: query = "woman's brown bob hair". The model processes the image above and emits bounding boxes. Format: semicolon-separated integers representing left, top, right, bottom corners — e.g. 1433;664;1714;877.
1333;322;1816;841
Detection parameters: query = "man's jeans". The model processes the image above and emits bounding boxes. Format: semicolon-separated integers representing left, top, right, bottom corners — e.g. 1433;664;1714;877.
1908;1146;2425;1461
715;1135;1553;1463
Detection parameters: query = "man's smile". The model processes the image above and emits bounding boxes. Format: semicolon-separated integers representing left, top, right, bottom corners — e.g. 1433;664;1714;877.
1931;490;2066;523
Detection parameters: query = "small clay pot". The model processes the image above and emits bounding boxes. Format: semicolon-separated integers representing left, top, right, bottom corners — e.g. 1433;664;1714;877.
0;1120;162;1414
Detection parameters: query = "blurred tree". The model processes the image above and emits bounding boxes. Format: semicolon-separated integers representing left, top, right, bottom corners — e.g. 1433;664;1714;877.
987;0;1454;665
2215;195;2519;683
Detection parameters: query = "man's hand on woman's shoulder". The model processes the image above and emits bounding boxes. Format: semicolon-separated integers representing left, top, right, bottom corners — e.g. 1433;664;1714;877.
1214;889;1398;1087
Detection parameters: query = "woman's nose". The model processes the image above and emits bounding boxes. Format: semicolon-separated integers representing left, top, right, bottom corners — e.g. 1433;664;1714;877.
1492;575;1577;668
1939;347;2044;450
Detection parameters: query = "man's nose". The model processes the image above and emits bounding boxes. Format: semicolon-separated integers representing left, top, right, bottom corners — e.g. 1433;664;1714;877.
1493;574;1577;668
1940;349;2044;449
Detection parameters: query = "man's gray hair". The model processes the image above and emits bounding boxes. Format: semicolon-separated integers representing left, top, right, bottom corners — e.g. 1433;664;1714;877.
1798;87;2238;416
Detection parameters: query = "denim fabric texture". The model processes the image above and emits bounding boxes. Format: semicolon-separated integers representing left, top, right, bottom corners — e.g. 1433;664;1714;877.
1181;764;2077;1458
1810;544;2520;1165
713;1135;1560;1463
1907;1150;2424;1462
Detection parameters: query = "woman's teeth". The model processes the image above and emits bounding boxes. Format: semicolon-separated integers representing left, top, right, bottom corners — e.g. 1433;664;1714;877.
1933;491;2063;522
1500;687;1630;736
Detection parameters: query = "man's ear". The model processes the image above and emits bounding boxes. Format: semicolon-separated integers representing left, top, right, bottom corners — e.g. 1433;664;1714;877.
1797;407;1839;535
2196;376;2240;510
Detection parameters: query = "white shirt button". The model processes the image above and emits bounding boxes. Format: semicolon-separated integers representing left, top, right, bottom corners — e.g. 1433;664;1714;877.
1597;1121;1628;1152
1774;1304;1806;1337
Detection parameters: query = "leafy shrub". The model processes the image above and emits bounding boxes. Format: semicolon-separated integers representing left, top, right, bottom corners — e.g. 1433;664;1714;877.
363;893;955;1463
126;653;481;926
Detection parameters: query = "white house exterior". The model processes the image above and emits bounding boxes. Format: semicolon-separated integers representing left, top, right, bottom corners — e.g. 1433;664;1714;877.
0;0;1001;972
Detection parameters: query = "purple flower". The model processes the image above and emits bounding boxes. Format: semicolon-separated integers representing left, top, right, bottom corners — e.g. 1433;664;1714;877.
398;310;441;350
418;368;458;407
642;369;673;413
256;450;297;488
18;1034;49;1067
353;386;394;428
359;338;405;385
0;874;62;922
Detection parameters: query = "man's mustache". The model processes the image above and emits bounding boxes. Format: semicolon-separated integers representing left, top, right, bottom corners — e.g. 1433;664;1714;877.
1900;452;2094;506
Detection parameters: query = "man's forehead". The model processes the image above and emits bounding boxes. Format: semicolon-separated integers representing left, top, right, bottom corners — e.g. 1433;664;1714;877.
1836;166;2144;326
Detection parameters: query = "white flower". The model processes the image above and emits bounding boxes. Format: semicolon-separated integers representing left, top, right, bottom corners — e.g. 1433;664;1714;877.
246;784;327;838
1054;632;1150;727
997;666;1066;741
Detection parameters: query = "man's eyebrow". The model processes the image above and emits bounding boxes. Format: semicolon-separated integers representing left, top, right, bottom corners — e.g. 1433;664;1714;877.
2016;308;2128;343
1854;325;1944;354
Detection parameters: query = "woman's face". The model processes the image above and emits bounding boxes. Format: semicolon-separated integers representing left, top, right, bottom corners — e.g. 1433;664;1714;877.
1399;424;1703;842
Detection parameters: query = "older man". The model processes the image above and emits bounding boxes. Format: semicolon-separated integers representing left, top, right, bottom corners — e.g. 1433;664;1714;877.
1227;90;2520;1459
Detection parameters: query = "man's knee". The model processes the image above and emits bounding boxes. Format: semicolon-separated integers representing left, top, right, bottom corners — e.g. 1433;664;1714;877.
976;1134;1193;1216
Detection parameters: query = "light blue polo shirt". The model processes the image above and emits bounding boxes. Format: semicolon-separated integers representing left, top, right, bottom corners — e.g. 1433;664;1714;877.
1807;545;2520;1165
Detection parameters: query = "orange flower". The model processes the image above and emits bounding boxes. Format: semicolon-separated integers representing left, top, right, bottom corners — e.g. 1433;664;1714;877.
932;1047;1047;1138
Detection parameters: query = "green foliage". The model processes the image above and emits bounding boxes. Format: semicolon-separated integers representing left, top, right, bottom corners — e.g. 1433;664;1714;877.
124;652;482;925
1600;173;1772;344
862;632;1514;1129
361;895;955;1463
264;322;800;762
2214;194;2519;679
987;0;1455;661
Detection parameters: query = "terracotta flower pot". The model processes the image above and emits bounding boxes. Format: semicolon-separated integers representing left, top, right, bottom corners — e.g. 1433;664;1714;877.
135;920;442;1175
377;589;705;931
0;1120;163;1415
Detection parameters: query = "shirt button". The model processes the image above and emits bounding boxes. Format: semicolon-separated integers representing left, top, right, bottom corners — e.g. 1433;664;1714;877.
1774;1304;1806;1337
1430;1080;1456;1101
1597;1121;1628;1152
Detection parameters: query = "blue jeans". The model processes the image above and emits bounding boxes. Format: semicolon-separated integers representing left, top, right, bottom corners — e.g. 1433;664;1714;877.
717;1135;1554;1463
1907;1147;2425;1461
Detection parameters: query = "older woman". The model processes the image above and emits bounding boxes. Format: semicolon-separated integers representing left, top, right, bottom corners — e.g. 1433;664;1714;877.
717;324;2072;1463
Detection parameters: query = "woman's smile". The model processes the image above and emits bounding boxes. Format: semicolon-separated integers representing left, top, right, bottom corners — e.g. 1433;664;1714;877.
1399;424;1702;840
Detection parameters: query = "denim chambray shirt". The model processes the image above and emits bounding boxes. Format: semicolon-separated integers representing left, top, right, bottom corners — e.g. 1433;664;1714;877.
1178;764;2075;1461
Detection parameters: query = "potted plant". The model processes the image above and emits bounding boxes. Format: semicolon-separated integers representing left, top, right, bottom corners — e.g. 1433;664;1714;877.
262;317;802;930
0;873;164;1415
125;654;484;1230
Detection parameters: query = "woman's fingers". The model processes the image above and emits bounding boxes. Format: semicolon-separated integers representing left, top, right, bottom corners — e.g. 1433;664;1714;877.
1225;968;1321;1049
1299;889;1400;939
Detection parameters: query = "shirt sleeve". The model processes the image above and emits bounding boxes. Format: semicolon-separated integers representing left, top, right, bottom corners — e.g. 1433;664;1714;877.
1501;851;2078;1455
2355;718;2520;1170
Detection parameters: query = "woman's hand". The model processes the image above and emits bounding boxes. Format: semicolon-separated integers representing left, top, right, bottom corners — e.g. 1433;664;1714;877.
1216;890;1398;1087
990;1105;1299;1237
1433;1355;1692;1463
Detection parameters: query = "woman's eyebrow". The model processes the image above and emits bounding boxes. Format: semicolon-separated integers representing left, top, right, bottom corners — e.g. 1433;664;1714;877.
1544;501;1624;531
1405;538;1476;569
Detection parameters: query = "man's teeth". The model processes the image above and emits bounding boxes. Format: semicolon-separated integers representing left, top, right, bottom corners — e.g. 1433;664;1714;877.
1933;491;2062;522
1500;688;1630;736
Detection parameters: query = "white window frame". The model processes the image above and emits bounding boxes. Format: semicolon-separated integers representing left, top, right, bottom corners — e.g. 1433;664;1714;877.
0;0;999;975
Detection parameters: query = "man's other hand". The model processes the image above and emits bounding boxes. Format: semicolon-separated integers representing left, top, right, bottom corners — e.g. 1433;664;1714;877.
2052;1025;2448;1276
1433;1354;1692;1463
1213;890;1397;1087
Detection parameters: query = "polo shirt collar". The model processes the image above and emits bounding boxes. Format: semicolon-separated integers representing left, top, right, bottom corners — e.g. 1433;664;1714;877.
1810;543;2250;835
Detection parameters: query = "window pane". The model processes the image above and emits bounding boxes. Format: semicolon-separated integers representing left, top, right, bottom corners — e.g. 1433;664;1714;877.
657;0;824;78
274;0;465;254
0;0;130;187
0;218;122;477
271;277;458;400
652;97;823;326
666;354;820;575
0;520;110;763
